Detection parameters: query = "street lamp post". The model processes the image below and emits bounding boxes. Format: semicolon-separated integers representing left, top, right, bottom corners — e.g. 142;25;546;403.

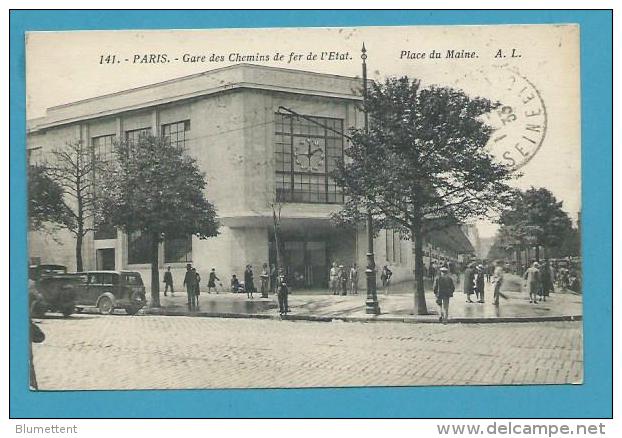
361;43;380;315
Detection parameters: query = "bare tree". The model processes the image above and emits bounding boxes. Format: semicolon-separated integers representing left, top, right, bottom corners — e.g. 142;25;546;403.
47;140;101;271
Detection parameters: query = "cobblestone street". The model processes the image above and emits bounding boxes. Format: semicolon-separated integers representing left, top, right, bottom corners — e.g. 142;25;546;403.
31;315;583;390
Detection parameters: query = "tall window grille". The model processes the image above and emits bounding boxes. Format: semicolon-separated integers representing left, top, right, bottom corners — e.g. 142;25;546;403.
386;229;402;264
128;230;151;265
275;113;344;204
92;134;116;163
164;235;192;263
162;120;190;150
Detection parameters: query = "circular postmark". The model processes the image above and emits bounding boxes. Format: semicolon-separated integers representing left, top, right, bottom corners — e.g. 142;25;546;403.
455;65;547;171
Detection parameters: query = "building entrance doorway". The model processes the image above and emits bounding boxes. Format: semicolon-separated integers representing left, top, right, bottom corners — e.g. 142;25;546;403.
96;248;115;270
270;239;328;289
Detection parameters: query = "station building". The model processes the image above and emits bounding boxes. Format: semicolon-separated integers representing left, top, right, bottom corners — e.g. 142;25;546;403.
27;64;474;291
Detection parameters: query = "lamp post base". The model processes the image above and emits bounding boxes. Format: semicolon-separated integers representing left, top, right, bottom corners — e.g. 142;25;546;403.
365;299;381;315
365;267;380;315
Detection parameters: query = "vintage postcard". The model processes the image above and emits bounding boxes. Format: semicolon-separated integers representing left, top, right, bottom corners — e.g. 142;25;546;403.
25;24;582;391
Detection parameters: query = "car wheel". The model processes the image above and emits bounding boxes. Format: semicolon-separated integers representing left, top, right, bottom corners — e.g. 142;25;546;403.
61;305;74;317
125;306;140;315
98;297;114;315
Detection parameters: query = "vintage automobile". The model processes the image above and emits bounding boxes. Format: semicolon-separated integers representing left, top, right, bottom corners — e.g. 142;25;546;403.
29;265;78;317
29;264;68;280
73;271;147;315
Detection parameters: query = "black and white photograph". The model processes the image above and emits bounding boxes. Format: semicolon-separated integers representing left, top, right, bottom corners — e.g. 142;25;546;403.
25;24;583;391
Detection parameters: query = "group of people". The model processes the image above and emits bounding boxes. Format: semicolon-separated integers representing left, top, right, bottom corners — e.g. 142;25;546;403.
328;262;359;296
462;263;487;304
522;260;555;303
433;260;507;323
163;264;223;310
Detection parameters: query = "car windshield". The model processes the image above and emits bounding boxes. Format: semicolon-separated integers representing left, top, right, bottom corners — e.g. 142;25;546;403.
123;274;143;286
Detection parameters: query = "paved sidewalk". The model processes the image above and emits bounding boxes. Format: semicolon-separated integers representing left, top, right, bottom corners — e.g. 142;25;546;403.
139;274;582;323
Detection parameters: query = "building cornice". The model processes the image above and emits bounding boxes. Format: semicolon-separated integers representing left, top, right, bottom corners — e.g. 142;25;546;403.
28;64;364;133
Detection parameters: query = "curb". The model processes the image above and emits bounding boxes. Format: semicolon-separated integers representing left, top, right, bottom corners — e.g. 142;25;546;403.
141;308;582;324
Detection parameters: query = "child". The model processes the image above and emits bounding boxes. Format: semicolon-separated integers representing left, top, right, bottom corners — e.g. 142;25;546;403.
230;274;241;293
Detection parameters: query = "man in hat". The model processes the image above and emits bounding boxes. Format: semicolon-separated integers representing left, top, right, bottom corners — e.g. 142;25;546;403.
463;262;476;303
183;263;197;311
276;268;289;316
163;265;174;297
433;266;455;323
523;261;542;304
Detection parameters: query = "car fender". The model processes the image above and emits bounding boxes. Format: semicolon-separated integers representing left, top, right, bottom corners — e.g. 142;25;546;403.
96;292;117;308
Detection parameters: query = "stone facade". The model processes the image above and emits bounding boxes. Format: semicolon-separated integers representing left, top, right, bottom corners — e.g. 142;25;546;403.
27;64;472;291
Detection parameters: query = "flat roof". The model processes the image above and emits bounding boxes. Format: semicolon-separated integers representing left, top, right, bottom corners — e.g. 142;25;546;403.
28;64;364;132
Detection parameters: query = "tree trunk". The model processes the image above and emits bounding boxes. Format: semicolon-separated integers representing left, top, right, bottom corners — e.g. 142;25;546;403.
150;232;161;308
412;225;428;315
535;245;540;262
273;222;284;270
75;231;83;272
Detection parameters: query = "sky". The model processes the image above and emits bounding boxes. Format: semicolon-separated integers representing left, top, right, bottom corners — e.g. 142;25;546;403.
26;25;581;238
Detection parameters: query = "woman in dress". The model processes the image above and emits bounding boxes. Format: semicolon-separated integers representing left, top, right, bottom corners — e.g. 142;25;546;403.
523;262;542;304
474;264;485;303
207;268;220;294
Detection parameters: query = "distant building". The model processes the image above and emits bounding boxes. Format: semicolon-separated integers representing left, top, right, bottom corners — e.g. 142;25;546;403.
27;64;474;290
461;223;481;259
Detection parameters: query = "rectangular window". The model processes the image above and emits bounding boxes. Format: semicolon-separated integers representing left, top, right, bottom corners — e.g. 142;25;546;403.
92;134;118;240
125;127;151;145
92;134;116;163
164;235;192;263
162;120;190;150
94;221;117;240
27;147;44;165
128;230;152;264
275;113;344;204
394;231;402;264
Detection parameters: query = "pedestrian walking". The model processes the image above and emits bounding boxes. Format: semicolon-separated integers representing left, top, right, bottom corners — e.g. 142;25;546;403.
193;268;201;307
276;268;289;316
207;268;220;294
244;264;255;299
329;262;339;295
349;263;359;295
540;259;554;301
429;261;437;282
474;264;485;303
492;260;506;306
339;265;348;296
381;265;392;295
463;262;476;303
260;263;270;298
485;264;493;283
523;262;542;304
433;266;455;324
183;264;197;311
163;266;174;297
